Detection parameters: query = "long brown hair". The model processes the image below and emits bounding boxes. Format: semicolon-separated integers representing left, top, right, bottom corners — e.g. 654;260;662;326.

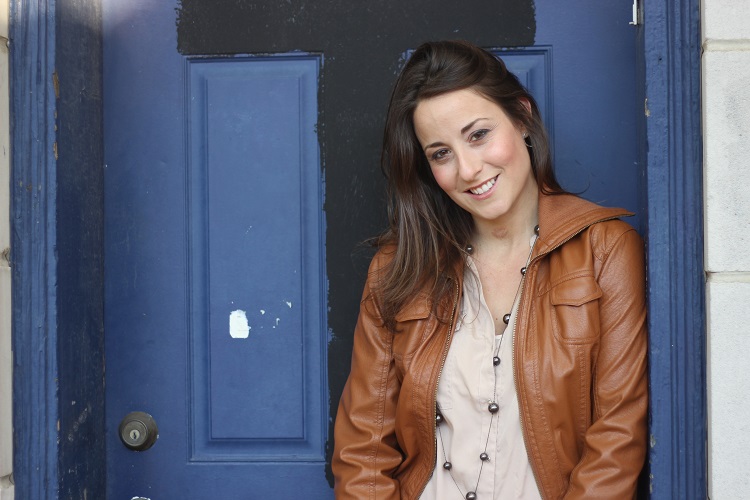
376;40;564;332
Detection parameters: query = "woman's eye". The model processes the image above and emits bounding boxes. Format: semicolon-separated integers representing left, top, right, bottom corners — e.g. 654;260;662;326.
431;149;450;161
469;129;489;142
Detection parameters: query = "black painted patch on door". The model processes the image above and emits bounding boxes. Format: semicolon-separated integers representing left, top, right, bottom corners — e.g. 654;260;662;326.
176;0;535;486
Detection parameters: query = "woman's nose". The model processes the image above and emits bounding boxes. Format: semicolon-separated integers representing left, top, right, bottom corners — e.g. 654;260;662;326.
456;152;482;181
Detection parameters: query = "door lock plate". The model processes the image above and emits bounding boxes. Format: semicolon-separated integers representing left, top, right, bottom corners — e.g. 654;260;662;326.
118;411;158;451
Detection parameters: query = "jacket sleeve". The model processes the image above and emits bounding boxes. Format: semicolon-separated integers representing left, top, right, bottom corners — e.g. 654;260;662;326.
332;263;403;499
565;227;648;499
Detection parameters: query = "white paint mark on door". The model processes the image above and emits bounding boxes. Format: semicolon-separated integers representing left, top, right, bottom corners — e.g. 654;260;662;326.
285;301;292;308
229;310;250;339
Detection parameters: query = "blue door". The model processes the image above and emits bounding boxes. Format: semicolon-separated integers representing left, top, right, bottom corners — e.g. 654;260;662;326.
103;1;640;497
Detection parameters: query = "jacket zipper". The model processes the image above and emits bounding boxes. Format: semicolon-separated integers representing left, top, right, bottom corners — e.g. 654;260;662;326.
416;277;460;500
513;215;625;499
512;262;546;498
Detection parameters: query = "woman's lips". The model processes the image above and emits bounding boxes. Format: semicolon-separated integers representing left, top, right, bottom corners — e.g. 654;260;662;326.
467;175;498;195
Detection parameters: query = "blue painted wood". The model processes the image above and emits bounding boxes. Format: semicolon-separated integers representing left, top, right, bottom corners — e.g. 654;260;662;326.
54;0;107;498
535;1;643;233
9;0;60;498
102;0;330;494
494;47;554;150
102;3;196;496
643;0;706;497
187;56;325;460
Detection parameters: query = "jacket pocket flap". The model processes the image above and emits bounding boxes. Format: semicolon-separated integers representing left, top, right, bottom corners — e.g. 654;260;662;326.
550;277;602;306
394;293;432;322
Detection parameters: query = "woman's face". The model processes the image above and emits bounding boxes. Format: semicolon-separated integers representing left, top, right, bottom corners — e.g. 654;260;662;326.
413;89;538;227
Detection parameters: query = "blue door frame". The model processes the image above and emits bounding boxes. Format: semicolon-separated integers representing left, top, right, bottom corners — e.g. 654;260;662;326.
9;0;705;497
643;1;706;496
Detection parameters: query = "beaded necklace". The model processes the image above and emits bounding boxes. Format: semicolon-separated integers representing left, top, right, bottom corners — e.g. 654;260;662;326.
435;225;539;500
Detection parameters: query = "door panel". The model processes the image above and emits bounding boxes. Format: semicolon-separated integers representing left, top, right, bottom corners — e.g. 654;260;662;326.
187;56;325;459
104;1;638;497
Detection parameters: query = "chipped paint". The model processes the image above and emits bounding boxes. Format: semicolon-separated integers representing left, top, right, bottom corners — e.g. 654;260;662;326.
229;310;250;339
285;301;292;308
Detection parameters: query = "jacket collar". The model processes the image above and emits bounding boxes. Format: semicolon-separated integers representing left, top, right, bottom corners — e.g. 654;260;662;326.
534;193;633;258
442;193;632;309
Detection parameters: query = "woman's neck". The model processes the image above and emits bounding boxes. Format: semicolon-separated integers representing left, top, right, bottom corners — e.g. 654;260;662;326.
472;195;539;257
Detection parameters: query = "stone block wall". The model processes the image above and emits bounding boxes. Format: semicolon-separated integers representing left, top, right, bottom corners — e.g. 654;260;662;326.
703;1;750;497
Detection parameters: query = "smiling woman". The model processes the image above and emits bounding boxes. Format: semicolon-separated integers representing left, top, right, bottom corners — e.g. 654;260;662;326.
413;89;543;336
414;89;538;234
332;40;648;500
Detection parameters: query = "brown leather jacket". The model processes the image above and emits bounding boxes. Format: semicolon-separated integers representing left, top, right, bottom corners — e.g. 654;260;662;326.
333;194;648;499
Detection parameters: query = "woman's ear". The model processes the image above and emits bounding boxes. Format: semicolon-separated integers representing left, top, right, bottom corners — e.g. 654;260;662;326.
519;97;532;116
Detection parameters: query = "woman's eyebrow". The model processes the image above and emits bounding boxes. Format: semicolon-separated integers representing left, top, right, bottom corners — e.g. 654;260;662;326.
424;140;446;151
460;118;488;135
423;118;490;151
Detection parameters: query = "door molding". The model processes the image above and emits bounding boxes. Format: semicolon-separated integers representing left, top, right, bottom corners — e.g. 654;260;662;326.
10;0;106;498
10;0;60;497
10;0;705;497
642;0;706;497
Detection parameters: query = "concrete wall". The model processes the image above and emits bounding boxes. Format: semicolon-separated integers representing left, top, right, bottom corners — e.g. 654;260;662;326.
0;0;14;498
703;1;750;498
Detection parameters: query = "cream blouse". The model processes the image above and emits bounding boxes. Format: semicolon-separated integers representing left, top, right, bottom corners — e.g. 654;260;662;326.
419;252;541;499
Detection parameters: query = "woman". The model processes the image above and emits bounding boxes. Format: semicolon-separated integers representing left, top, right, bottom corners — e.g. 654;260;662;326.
332;40;648;499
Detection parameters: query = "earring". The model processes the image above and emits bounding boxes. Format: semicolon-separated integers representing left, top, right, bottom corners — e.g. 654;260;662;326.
523;133;533;148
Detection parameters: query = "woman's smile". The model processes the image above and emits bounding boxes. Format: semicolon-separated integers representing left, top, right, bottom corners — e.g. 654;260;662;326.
467;174;499;197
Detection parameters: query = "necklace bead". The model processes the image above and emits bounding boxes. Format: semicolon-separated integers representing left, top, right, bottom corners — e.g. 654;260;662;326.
436;412;444;425
488;402;499;414
502;313;511;325
493;356;500;366
443;461;452;470
521;266;527;276
466;492;477;500
480;452;489;461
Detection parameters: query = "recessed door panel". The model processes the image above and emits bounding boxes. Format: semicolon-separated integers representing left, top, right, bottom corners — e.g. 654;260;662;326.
187;57;325;459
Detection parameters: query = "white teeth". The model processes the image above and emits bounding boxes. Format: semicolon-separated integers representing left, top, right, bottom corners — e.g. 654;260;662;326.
469;176;497;195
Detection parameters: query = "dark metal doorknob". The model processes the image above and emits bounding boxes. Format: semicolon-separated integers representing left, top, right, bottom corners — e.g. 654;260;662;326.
119;411;158;451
